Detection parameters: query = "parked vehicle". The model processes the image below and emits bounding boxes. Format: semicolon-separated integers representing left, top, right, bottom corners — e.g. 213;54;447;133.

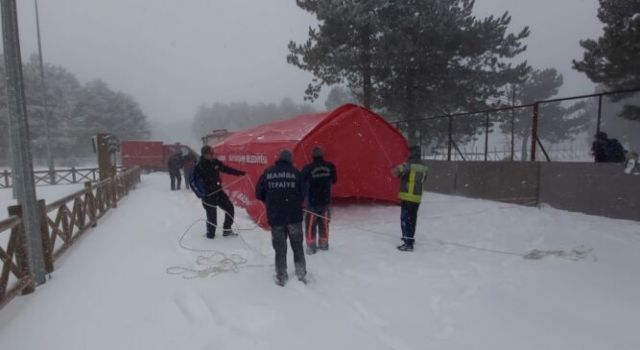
121;141;195;172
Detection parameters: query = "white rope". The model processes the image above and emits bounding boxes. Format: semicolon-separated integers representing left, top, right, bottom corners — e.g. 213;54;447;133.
321;205;597;262
167;176;272;279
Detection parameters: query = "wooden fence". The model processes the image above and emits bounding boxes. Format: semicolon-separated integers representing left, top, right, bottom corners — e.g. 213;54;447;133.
0;168;103;189
0;167;141;310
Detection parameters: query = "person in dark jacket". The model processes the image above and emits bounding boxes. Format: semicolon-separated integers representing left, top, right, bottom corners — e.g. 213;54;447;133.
194;145;245;238
167;151;183;190
591;132;609;163
255;149;307;286
392;145;428;252
301;146;337;254
592;131;626;163
182;151;198;190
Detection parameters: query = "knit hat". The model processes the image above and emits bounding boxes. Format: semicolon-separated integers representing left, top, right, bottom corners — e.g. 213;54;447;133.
409;145;421;159
312;146;323;158
278;149;293;163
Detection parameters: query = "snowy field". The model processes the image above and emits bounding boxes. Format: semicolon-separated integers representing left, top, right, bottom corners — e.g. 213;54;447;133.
0;173;639;350
0;183;85;221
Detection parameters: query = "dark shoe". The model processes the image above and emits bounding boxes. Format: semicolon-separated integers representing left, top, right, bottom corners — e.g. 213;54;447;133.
222;229;238;237
397;244;414;252
206;233;215;239
306;246;317;255
318;243;329;251
275;273;288;287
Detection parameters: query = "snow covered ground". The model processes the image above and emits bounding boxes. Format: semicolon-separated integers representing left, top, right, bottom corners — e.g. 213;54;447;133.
0;183;84;221
0;173;638;350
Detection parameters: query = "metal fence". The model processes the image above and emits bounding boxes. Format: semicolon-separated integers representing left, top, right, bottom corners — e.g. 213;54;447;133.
392;88;640;162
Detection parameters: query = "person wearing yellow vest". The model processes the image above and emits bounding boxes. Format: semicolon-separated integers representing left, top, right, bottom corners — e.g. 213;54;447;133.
392;145;428;252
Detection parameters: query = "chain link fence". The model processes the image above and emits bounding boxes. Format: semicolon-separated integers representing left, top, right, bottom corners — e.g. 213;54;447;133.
392;89;640;162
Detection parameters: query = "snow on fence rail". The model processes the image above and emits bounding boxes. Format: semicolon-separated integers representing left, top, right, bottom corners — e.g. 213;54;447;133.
0;168;101;189
0;167;141;311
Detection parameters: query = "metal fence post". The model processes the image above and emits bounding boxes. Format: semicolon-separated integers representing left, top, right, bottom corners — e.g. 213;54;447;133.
2;0;46;286
484;112;490;161
530;102;539;162
447;115;452;161
596;94;603;133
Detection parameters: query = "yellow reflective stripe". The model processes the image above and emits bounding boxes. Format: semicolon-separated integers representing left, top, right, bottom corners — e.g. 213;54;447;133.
399;192;422;202
408;168;416;195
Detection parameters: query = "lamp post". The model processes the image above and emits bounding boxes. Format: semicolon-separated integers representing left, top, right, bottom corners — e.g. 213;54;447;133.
1;0;47;286
35;0;55;184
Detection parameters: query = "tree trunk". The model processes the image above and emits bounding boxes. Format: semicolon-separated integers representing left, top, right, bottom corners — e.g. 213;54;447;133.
360;27;372;109
405;67;419;146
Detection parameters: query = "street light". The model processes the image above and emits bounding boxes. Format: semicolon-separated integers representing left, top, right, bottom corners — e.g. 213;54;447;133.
34;0;55;184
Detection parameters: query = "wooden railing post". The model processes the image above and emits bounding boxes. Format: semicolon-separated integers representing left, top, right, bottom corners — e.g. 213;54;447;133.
84;182;97;227
111;178;118;208
7;205;35;295
71;167;77;183
37;200;54;273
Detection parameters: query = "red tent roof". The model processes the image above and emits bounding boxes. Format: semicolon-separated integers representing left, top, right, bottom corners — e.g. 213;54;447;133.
212;104;409;228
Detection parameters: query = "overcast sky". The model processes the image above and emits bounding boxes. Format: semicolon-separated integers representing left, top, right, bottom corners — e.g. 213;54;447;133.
7;0;602;124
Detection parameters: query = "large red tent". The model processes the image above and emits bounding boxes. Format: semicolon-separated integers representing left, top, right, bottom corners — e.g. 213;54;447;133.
211;104;409;228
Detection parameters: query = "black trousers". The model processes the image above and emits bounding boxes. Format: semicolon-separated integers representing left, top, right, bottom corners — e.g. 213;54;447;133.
169;171;182;190
271;223;306;278
184;169;192;189
400;201;420;246
202;191;234;236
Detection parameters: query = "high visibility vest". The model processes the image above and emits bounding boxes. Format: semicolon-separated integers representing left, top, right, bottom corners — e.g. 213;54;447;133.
398;162;428;203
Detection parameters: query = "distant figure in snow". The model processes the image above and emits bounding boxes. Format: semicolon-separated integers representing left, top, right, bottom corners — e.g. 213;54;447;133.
256;149;307;286
392;145;428;252
167;150;183;190
301;146;337;254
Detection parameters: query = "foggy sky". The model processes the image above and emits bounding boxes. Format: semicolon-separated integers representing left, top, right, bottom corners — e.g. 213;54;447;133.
6;0;602;124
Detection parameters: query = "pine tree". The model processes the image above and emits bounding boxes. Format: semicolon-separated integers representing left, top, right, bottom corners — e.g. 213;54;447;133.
288;0;382;108
288;0;530;144
375;1;529;144
573;0;640;120
71;80;150;155
22;55;81;158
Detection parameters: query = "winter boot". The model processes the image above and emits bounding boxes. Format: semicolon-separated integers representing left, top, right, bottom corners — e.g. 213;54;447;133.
306;245;317;255
222;228;238;237
275;273;288;287
206;232;215;239
318;242;329;251
397;243;414;252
